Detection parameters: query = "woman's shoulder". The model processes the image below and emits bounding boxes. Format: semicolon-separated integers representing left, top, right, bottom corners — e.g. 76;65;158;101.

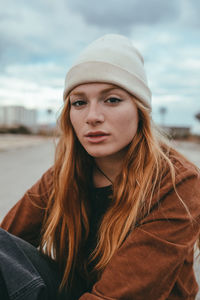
162;146;200;186
150;141;199;192
154;146;200;213
25;166;54;202
138;147;200;225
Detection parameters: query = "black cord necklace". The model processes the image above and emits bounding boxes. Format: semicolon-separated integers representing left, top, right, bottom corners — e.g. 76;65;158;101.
95;164;113;185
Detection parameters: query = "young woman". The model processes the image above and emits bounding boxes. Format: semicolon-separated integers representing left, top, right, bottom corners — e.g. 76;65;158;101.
1;34;200;300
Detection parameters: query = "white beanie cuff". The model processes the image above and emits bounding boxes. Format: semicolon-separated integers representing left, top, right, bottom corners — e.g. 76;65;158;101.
64;61;151;108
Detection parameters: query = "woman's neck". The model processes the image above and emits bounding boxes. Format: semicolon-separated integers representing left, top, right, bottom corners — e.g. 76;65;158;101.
93;155;124;187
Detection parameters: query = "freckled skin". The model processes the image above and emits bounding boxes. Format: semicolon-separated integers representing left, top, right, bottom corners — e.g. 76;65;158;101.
69;83;139;161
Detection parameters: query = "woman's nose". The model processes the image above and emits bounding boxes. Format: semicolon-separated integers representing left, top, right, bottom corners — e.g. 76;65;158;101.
86;103;104;125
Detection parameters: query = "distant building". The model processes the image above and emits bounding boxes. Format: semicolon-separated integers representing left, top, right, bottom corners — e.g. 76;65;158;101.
161;126;191;139
0;106;37;130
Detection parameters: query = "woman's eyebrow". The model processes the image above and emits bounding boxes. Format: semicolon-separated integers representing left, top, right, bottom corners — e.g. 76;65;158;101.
100;87;121;95
69;91;85;97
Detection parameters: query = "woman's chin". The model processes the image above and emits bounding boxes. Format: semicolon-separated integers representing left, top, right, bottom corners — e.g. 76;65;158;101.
86;149;127;161
87;151;109;158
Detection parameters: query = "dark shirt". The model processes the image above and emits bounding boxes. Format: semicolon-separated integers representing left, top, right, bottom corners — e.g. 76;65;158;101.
71;185;113;299
88;185;112;251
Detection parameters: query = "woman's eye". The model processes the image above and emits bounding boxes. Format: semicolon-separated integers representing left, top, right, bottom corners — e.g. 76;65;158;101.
71;100;86;107
106;97;122;104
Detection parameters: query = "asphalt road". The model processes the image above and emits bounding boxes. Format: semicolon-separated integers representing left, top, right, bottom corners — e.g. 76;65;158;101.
0;140;55;219
0;138;199;298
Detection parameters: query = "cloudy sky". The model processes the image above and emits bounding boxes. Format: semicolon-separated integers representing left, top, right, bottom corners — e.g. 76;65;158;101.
0;0;199;131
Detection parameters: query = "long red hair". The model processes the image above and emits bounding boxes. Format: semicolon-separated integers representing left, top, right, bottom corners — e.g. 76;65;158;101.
40;94;199;290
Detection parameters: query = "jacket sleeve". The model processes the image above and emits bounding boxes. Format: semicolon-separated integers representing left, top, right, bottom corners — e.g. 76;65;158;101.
0;168;53;247
79;173;200;300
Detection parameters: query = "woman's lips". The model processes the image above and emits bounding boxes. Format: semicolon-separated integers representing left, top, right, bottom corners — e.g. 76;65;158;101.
85;132;109;143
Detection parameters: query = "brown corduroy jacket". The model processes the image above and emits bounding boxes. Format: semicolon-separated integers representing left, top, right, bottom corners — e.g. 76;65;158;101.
1;152;200;299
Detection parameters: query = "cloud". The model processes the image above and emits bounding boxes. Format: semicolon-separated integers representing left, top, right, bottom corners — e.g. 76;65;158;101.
4;63;65;87
0;74;63;110
180;0;200;28
130;25;200;103
67;0;181;33
0;0;95;69
0;0;199;129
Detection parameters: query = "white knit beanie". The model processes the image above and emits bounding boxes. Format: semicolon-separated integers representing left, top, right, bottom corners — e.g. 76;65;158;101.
63;34;151;108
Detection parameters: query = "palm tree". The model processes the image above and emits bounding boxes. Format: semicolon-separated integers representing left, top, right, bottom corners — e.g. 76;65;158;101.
46;108;53;125
195;112;200;122
159;106;167;126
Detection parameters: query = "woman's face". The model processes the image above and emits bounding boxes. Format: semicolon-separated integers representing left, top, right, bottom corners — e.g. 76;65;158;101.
69;83;139;160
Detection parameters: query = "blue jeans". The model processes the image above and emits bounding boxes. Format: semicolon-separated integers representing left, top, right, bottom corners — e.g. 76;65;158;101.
0;228;66;300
